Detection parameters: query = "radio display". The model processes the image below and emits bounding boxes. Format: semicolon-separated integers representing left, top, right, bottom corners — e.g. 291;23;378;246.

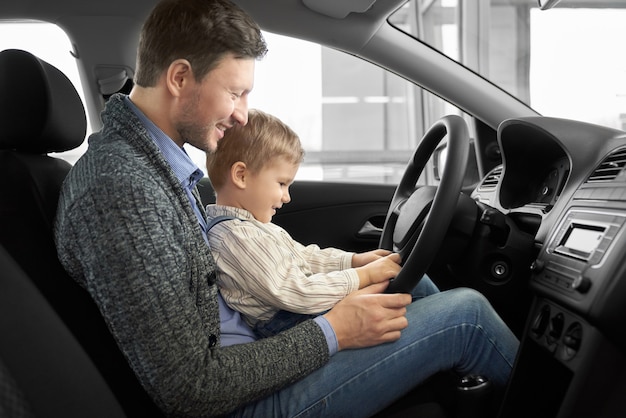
560;224;605;256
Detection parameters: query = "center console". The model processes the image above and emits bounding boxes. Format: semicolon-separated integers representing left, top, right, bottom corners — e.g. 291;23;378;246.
499;204;626;417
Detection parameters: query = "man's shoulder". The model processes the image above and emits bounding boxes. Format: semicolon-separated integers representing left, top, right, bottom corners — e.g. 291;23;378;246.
66;139;142;186
58;133;168;220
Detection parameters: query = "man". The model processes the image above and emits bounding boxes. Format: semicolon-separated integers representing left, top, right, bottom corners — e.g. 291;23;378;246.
55;0;519;416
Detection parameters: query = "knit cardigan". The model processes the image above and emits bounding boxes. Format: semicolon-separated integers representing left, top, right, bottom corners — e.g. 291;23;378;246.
54;94;329;417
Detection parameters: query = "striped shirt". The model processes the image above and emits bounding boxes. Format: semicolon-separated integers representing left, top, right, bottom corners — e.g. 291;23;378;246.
206;205;360;327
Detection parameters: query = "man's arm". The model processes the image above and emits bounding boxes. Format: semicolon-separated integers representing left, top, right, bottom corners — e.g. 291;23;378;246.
55;170;330;416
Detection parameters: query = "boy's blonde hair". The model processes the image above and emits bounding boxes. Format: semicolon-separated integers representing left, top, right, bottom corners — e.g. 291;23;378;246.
207;109;305;191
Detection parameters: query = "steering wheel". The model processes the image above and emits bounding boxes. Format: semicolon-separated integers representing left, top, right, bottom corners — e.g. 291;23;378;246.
380;115;469;293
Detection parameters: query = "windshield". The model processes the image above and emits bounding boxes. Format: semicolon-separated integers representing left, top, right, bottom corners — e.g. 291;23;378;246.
389;0;626;130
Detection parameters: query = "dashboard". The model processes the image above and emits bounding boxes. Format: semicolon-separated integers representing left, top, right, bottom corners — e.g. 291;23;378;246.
472;117;626;417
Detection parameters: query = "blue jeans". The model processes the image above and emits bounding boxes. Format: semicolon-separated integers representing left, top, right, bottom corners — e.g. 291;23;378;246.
227;277;519;417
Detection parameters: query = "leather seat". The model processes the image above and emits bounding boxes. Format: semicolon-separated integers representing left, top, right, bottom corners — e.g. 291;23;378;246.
0;49;162;417
0;244;126;417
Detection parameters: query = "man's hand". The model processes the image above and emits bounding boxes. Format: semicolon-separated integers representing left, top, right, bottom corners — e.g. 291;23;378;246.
323;282;411;350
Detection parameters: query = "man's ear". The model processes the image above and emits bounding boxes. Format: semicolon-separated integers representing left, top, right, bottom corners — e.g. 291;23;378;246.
166;59;193;97
230;161;248;189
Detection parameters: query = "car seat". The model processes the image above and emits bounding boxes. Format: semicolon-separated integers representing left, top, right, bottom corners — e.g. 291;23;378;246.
0;49;163;417
0;243;126;417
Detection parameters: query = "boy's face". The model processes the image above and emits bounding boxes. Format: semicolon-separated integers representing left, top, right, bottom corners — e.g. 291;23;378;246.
242;157;299;223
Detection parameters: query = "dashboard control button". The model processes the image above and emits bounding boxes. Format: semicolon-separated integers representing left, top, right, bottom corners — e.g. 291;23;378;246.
571;275;591;293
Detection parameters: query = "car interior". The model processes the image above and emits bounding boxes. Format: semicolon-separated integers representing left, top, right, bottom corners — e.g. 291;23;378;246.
1;0;626;417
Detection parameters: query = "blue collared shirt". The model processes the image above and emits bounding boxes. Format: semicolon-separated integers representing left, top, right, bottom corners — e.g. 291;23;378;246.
123;97;337;354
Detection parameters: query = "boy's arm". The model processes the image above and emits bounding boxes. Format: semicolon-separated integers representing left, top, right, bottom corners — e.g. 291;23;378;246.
212;222;361;315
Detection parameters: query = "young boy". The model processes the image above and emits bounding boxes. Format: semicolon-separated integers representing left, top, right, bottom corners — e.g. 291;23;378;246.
205;109;402;337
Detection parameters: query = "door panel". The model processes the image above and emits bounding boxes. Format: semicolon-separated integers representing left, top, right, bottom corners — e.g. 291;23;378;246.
198;178;395;253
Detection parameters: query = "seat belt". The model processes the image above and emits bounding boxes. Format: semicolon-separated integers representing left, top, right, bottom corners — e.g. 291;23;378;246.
206;215;239;231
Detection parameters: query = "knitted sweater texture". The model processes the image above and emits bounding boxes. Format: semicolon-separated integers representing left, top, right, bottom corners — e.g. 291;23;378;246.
54;94;329;417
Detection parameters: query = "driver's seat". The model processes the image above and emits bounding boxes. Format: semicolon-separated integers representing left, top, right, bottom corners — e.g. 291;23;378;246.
0;48;163;417
0;243;126;417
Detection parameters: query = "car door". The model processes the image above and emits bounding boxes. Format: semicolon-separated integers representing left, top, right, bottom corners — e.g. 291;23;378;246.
200;178;396;253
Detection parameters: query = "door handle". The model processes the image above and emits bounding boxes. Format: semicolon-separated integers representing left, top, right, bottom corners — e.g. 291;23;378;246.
357;219;383;238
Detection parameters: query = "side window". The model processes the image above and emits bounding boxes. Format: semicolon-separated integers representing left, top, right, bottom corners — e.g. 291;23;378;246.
0;21;91;163
245;32;468;185
185;31;465;185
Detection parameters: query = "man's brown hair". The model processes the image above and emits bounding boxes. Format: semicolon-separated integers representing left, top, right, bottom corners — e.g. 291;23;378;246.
135;0;267;87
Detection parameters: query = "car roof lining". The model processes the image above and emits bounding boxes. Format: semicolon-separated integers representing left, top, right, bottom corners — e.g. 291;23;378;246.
0;0;538;131
301;0;376;19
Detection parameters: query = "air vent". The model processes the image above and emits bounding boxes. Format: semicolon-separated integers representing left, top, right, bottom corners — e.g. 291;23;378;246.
478;166;503;191
587;148;626;183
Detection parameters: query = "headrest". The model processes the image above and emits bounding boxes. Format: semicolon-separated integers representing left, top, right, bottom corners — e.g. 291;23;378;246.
0;49;86;154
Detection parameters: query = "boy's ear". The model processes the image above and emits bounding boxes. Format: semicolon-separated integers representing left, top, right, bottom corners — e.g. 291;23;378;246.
230;161;248;189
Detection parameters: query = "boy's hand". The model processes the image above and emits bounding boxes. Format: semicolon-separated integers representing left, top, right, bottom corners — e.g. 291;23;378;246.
355;252;401;288
352;249;393;267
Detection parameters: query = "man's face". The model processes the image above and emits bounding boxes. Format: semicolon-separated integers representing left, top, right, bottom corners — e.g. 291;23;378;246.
176;54;255;153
